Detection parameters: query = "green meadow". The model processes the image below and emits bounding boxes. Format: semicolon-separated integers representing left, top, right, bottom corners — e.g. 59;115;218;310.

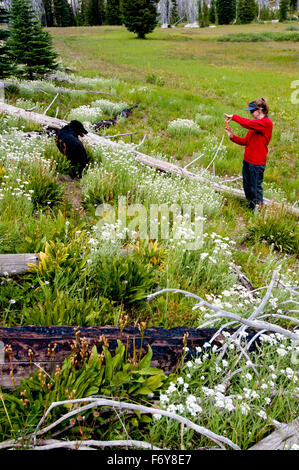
50;23;299;200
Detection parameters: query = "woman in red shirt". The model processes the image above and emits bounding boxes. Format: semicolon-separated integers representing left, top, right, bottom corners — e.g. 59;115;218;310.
224;98;273;211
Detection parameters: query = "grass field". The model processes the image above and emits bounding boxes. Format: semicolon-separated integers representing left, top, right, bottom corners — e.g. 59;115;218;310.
49;23;299;200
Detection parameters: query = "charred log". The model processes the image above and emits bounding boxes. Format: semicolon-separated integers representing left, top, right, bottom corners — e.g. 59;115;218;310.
94;103;139;132
0;326;260;389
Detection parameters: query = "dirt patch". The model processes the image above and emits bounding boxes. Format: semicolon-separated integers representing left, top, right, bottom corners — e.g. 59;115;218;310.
58;175;83;211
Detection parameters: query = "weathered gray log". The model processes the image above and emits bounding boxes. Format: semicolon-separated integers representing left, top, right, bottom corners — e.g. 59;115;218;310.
0;81;111;96
0;253;39;276
0;102;298;217
0;326;258;389
249;418;299;450
0;249;133;275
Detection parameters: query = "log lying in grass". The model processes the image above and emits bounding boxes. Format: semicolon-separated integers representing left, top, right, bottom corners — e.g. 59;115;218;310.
0;248;130;276
0;102;298;217
0;253;39;276
0;326;258;389
1;81;112;96
249;418;299;450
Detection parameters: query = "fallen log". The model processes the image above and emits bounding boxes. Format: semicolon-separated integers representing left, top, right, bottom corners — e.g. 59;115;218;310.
249;418;299;450
0;326;258;389
0;81;112;96
0;253;39;276
0;102;298;216
0;248;131;275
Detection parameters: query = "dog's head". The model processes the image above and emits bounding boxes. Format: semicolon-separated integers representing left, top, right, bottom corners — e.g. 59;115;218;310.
69;120;88;137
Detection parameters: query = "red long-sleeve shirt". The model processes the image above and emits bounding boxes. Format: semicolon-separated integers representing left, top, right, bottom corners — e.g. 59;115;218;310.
230;114;273;165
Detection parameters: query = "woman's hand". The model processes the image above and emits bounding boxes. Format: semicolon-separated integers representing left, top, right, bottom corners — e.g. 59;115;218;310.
224;113;233;121
225;121;233;139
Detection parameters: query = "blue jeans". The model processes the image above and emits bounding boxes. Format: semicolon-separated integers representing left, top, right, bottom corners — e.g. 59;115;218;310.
242;161;265;210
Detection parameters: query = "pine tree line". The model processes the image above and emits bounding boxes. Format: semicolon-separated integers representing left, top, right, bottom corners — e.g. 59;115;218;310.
2;1;297;30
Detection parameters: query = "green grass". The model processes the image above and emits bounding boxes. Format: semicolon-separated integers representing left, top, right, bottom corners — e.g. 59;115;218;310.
218;31;299;41
48;23;299;201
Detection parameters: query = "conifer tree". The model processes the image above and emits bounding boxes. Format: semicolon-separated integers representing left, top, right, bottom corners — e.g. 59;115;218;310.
171;0;179;24
216;0;236;24
84;0;101;25
8;0;58;79
289;0;297;13
237;0;256;23
209;0;217;23
259;7;270;21
24;20;58;78
106;0;122;24
198;0;203;25
53;0;74;26
0;5;14;78
279;0;289;21
78;0;104;25
98;0;105;24
202;1;209;26
42;0;54;26
121;0;158;39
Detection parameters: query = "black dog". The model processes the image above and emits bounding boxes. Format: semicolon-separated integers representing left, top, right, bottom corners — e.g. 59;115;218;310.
55;120;88;178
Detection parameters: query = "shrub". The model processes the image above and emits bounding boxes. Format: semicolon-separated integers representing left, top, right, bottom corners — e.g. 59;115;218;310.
244;205;299;254
88;252;157;305
91;99;129;117
146;73;165;87
0;341;166;442
168;119;201;137
121;0;158;39
27;170;63;209
21;289;119;326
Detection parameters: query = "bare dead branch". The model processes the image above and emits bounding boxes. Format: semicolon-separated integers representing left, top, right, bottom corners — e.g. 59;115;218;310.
31;397;240;450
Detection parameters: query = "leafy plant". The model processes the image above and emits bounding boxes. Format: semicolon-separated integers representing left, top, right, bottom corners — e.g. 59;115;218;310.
82;166;120;206
88;252;157;305
21;289;119;326
28;238;87;281
146;73;165;87
0;164;7;184
51;151;73;176
244;205;299;254
27;170;63;209
0;340;166;442
132;238;166;270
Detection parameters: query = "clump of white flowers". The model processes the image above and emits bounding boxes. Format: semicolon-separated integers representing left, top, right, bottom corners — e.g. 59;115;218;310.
68;104;104;124
91;99;128;117
153;329;298;447
195;113;213;127
263;182;287;202
81;143;223;218
168;118;201;137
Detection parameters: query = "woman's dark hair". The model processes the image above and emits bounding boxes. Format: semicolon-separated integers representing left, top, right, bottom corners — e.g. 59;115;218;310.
253;98;269;115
